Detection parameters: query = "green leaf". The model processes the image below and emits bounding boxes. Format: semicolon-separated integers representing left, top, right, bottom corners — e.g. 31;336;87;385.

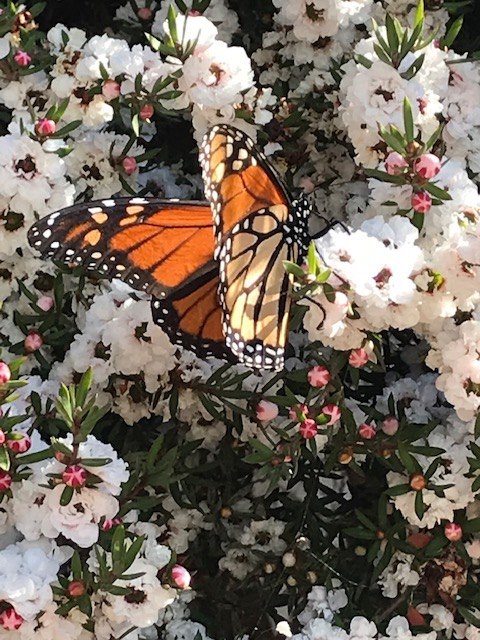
123;535;146;571
354;54;372;68
385;14;400;52
379;126;406;155
146;436;164;472
441;15;464;49
111;525;126;565
0;446;10;472
414;490;425;520
307;241;317;274
167;4;178;43
403;98;415;143
60;485;74;506
414;0;424;30
355;509;377;531
458;606;480;628
385;483;410;496
423;181;452;201
71;550;82;579
76;369;93;408
50;120;82;139
364;168;406;185
131;113;140;138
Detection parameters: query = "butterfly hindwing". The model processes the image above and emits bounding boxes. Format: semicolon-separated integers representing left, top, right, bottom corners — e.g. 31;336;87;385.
151;268;233;361
200;125;310;370
28;197;216;300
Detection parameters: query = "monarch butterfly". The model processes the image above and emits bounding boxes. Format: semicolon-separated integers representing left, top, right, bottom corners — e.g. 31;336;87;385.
27;125;311;370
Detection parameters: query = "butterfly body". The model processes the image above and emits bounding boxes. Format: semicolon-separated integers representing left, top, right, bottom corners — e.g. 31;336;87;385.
28;125;311;371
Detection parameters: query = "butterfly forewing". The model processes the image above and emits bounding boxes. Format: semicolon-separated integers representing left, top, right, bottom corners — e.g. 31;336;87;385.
28;198;216;300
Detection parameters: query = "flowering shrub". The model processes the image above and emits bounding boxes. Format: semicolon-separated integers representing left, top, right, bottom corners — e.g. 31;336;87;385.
0;0;480;639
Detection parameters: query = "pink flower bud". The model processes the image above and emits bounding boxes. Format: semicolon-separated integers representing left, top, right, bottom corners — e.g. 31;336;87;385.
63;464;87;488
137;7;153;20
0;607;23;630
349;348;369;368
444;522;462;542
35;118;56;136
299;418;318;439
14;50;31;67
358;423;376;439
24;330;43;352
382;416;399;436
321;404;341;425
122;156;137;175
0;430;5;445
54;451;67;462
102;517;123;531
307;365;331;388
385;152;408;176
288;403;309;422
0;361;11;384
413;153;441;180
139;104;154;120
411;190;432;214
171;564;191;589
68;580;86;598
102;79;121;101
0;470;12;492
37;295;54;311
256;400;278;422
7;433;32;454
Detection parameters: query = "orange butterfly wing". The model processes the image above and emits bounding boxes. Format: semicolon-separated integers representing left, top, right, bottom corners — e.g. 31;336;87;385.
28;197;230;359
200;125;310;370
28;197;216;299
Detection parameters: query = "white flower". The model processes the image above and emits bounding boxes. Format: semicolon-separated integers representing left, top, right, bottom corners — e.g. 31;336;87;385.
179;41;254;109
163;14;218;53
100;557;175;628
45;484;120;547
0;539;70;620
0;34;11;58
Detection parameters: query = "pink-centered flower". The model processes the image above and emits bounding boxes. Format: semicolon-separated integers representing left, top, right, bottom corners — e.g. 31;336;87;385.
0;470;12;492
288;403;309;422
307;365;331;388
102;517;123;531
35;118;56;136
122;156;137;175
358;423;376;439
413;153;441;180
256;400;279;422
382;416;399;436
139;104;154;120
102;79;121;101
321;404;341;425
171;564;191;589
411;190;432;214
299;418;318;439
37;295;54;311
444;522;462;542
7;433;32;454
349;348;369;368
14;50;31;66
137;6;153;20
63;464;87;488
0;607;23;630
24;330;43;352
0;429;5;445
385;151;408;175
0;361;11;384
